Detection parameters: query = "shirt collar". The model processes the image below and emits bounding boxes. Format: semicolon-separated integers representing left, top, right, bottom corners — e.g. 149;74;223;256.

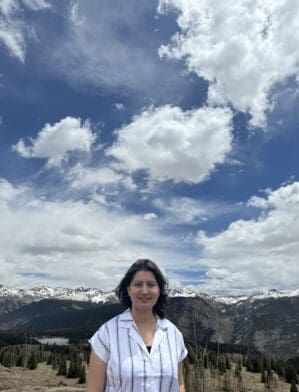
119;308;168;330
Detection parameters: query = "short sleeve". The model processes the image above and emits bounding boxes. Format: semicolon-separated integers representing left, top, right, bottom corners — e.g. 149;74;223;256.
175;328;188;363
89;323;110;363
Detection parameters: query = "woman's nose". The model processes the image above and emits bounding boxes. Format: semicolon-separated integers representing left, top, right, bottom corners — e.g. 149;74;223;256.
141;284;149;293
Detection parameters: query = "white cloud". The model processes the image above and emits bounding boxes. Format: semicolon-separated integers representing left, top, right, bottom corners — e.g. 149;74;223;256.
48;1;190;99
66;163;136;191
0;179;194;289
0;178;27;202
114;103;125;111
21;0;50;11
107;105;233;183
56;0;159;91
0;0;50;62
0;0;25;61
0;0;18;15
143;213;157;221
196;181;299;294
13;117;96;167
154;196;231;224
158;0;299;127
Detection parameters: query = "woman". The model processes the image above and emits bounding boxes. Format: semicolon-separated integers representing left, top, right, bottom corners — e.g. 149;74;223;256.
87;259;187;392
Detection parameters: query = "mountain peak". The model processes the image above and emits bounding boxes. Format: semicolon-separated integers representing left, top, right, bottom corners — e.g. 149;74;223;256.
0;284;298;304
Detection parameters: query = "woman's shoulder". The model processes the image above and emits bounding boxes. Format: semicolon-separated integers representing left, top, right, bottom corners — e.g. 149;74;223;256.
95;308;130;333
159;317;183;334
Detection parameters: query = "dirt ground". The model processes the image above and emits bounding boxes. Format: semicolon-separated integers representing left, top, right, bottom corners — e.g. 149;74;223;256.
0;363;86;392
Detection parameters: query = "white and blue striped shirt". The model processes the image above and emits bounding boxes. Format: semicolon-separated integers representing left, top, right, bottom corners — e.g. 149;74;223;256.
89;308;188;392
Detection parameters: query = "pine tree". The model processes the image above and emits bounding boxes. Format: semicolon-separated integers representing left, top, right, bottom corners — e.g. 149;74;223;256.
57;355;68;376
28;351;38;370
78;364;86;384
52;352;59;370
2;351;15;368
252;357;262;373
74;354;82;378
38;345;44;363
67;359;76;378
16;351;26;367
85;350;90;364
234;362;241;379
261;369;267;383
267;369;273;382
246;357;253;372
225;354;231;370
290;380;298;392
276;359;286;378
286;364;298;384
218;356;226;374
47;353;53;365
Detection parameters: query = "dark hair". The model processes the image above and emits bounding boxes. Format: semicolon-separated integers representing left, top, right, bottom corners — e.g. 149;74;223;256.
115;259;168;318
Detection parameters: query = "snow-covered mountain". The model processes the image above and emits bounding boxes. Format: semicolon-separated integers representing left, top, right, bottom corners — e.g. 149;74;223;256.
0;284;199;303
1;284;299;359
0;284;116;304
214;288;299;305
0;284;298;304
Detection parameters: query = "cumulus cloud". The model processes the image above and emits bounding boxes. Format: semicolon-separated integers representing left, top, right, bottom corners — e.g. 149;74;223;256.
195;181;299;294
0;179;194;289
0;0;50;61
0;178;27;203
107;105;233;183
13;117;96;167
158;0;299;127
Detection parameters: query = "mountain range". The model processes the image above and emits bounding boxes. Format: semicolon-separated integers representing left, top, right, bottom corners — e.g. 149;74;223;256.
0;284;298;360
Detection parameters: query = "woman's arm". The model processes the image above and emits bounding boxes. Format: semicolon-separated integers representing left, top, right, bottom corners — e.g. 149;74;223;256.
178;361;185;392
87;350;107;392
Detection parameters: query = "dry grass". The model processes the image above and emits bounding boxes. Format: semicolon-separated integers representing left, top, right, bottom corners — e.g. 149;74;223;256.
0;363;85;392
240;367;291;392
0;361;294;392
186;363;293;392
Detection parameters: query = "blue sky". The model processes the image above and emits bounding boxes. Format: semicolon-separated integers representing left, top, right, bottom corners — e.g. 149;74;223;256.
0;0;299;295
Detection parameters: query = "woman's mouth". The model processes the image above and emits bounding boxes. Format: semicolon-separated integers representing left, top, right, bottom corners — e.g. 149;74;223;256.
139;297;150;302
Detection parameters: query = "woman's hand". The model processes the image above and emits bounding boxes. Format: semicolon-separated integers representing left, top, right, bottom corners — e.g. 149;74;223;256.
87;350;107;392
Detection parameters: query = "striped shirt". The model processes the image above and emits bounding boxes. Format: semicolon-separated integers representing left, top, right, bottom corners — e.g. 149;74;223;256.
89;308;188;392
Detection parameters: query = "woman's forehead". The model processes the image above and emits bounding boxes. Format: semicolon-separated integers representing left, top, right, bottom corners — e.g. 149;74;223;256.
132;270;157;281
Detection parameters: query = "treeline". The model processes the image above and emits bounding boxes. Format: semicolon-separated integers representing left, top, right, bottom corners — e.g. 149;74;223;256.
0;327;91;346
184;342;299;392
0;344;89;384
0;330;39;347
243;355;299;384
1;334;299;391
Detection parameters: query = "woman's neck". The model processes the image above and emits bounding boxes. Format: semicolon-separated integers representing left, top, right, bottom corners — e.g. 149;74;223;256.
131;308;156;325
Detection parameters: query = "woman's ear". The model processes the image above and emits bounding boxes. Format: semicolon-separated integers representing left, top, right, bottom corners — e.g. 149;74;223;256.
127;286;131;297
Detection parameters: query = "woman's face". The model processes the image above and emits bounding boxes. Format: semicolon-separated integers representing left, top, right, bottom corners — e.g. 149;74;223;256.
127;270;160;313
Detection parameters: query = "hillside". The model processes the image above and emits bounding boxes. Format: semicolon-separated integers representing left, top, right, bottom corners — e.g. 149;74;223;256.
0;285;299;359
